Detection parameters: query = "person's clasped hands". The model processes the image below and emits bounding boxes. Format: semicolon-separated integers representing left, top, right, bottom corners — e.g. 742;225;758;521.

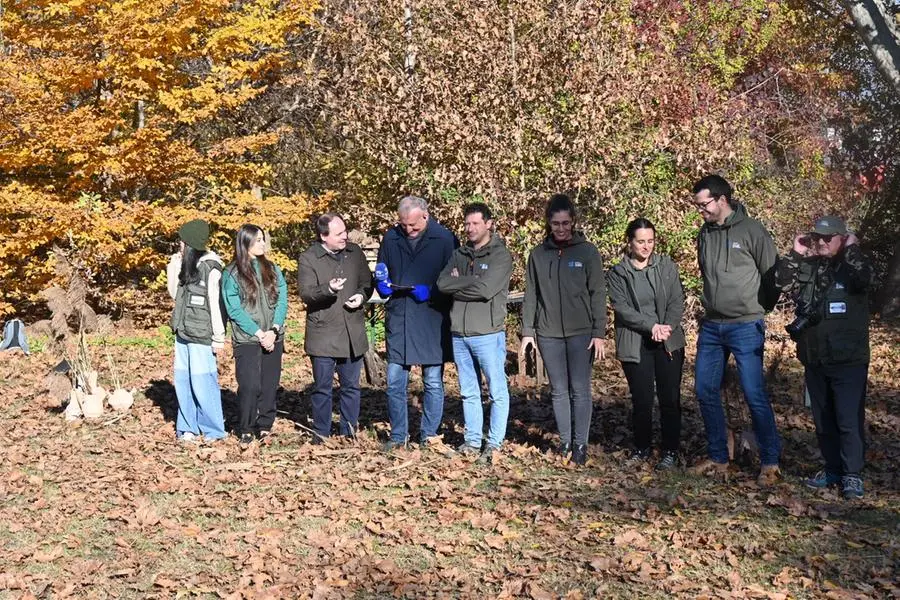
651;323;672;342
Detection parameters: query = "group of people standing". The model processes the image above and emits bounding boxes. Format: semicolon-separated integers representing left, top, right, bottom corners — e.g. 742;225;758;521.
166;174;874;499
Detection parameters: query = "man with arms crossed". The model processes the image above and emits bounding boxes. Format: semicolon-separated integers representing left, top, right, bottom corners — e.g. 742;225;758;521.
437;202;513;465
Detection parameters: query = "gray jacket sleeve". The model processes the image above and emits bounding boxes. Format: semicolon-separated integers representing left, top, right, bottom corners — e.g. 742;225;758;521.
588;248;608;337
521;252;538;337
662;258;685;329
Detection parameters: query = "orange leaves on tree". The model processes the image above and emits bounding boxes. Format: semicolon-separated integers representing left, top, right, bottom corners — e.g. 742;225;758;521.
0;0;321;316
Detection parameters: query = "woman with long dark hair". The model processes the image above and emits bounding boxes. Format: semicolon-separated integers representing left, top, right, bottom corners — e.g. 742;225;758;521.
166;219;227;442
607;218;685;470
520;194;607;465
222;224;288;445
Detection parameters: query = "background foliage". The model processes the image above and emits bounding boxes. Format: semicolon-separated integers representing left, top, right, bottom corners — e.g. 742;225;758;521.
1;0;896;318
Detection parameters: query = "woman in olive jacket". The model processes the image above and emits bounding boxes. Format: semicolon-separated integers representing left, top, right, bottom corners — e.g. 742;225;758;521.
520;194;607;466
607;218;686;470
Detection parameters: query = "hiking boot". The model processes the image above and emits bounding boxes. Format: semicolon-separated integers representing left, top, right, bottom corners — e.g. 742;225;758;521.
841;474;864;500
655;450;679;471
239;433;255;446
757;464;782;487
626;447;652;465
381;439;407;452
805;469;841;489
476;444;500;465
556;442;572;457
420;436;456;458
457;443;481;457
691;458;729;476
571;444;588;466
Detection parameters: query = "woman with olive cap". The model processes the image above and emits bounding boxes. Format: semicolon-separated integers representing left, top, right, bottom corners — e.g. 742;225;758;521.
166;219;227;442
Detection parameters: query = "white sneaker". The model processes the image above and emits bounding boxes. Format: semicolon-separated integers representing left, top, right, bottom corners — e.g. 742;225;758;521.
178;432;200;443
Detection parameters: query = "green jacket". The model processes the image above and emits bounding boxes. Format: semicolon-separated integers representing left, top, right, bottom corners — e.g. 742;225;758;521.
522;232;607;339
167;252;226;347
436;233;513;337
297;242;372;358
697;202;779;322
222;260;288;345
775;245;873;366
608;254;686;363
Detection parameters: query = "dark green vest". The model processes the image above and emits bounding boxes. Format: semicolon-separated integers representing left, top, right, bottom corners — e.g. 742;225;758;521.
796;261;870;367
171;260;222;345
225;263;277;345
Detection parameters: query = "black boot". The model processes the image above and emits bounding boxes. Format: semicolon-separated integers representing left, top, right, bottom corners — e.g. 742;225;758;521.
572;444;588;466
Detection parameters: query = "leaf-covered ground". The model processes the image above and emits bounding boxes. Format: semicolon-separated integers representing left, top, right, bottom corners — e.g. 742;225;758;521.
1;314;898;599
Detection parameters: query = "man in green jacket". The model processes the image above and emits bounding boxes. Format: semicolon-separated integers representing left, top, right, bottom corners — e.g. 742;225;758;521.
297;213;373;442
437;203;513;464
776;216;874;499
691;174;782;485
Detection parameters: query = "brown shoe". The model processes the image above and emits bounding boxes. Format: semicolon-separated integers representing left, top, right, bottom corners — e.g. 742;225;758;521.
757;464;782;487
690;458;730;476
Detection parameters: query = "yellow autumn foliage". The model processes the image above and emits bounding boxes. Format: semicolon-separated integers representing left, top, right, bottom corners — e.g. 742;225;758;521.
0;0;322;315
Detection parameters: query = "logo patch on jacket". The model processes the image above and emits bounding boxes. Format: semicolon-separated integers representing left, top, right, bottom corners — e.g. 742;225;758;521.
731;241;742;249
189;295;206;307
479;263;489;270
834;282;845;290
568;261;583;268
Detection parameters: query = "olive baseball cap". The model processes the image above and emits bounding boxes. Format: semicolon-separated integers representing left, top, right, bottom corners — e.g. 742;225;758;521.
811;215;847;236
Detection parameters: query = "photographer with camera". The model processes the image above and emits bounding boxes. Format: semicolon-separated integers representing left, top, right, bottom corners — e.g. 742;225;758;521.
775;216;875;499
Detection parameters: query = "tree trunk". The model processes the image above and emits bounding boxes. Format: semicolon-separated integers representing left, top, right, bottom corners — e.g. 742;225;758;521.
841;0;900;95
878;238;900;319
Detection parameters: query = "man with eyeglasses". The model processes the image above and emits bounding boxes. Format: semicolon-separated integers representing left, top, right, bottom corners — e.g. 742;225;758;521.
690;174;782;485
775;216;874;499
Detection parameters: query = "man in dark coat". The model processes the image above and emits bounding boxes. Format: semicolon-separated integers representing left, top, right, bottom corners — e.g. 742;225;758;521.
376;196;458;449
297;213;373;441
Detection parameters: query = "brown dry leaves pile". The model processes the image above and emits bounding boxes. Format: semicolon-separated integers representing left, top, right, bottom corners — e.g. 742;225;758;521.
0;318;897;599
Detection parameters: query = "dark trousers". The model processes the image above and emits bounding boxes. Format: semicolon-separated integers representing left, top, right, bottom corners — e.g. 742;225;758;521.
537;334;593;446
805;363;868;476
234;341;283;435
621;341;684;452
310;355;363;437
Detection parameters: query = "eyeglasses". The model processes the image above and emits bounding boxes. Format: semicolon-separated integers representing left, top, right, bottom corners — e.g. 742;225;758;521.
810;233;836;243
693;196;719;212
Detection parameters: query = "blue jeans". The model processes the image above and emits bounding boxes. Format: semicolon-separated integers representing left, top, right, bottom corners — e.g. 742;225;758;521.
310;355;363;437
694;320;781;465
386;362;444;443
452;332;510;449
174;338;225;440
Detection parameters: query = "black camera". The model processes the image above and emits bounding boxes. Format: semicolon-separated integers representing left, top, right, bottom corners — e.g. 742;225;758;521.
785;295;821;339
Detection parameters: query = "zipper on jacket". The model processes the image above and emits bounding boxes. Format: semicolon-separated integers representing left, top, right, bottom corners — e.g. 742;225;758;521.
557;247;565;337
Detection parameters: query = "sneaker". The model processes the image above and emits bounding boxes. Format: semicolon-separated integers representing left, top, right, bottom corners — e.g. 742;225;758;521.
690;458;729;476
556;442;572;457
841;474;864;500
456;443;481;456
381;439;407;452
310;434;326;446
805;470;841;489
239;433;255;446
177;432;200;444
257;430;273;444
571;444;588;466
655;450;679;471
627;447;652;464
476;444;500;465
757;464;782;487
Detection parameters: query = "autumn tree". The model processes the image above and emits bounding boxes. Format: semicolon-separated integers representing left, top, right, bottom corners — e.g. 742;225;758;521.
0;0;322;317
